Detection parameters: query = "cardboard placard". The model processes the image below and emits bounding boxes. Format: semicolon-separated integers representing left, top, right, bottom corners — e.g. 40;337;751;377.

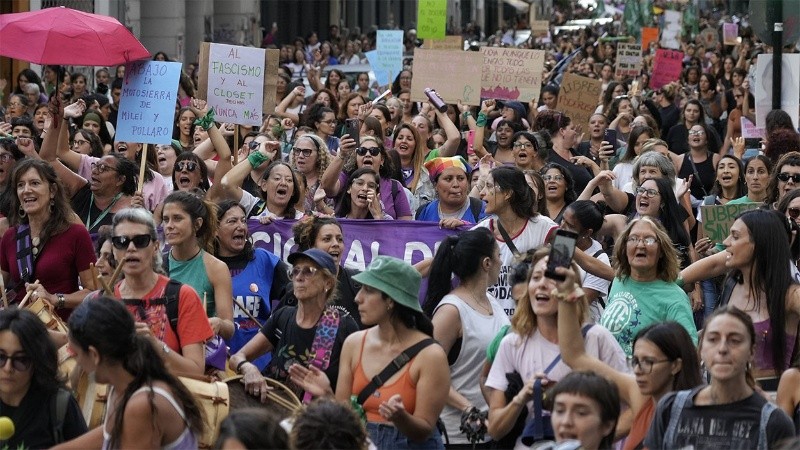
375;30;404;84
740;117;765;139
615;43;643;79
661;10;682;50
555;73;602;129
202;43;266;126
480;47;545;102
364;50;392;86
698;28;719;48
723;23;739;45
530;20;549;38
651;49;684;89
641;27;659;53
410;49;482;106
417;0;446;40
421;35;463;50
701;203;761;245
754;54;800;129
116;60;182;145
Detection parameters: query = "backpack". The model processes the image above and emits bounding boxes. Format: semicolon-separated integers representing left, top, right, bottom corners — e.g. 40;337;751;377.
50;387;72;444
122;278;183;347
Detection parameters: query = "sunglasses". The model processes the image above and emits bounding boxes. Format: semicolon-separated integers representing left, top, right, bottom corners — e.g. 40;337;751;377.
289;266;319;279
176;161;198;172
788;207;800;220
356;147;381;156
111;234;153;250
778;173;800;184
0;353;32;371
292;148;315;157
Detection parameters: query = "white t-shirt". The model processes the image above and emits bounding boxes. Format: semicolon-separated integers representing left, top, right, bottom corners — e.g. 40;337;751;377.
472;216;558;316
485;326;628;450
238;190;303;219
582;239;611;323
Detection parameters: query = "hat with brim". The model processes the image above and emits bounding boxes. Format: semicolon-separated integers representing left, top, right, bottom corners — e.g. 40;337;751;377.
287;248;337;275
352;256;422;312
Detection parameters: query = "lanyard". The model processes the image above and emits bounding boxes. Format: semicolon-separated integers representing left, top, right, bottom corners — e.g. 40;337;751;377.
87;192;122;231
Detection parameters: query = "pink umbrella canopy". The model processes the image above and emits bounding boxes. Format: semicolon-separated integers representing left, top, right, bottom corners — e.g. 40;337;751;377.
0;6;150;65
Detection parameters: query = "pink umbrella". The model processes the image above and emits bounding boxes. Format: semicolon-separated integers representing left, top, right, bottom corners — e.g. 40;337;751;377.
0;6;150;65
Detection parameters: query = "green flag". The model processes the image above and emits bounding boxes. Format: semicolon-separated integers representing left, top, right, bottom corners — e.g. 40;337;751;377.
624;1;643;40
595;0;606;18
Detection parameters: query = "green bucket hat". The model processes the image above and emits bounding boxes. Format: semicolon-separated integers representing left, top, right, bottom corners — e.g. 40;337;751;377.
352;256;422;312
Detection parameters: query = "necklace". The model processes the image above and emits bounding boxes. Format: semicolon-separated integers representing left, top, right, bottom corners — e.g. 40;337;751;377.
31;236;41;257
466;289;493;315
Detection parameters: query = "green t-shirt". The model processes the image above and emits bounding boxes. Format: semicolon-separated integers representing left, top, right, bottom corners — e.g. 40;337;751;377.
599;277;698;357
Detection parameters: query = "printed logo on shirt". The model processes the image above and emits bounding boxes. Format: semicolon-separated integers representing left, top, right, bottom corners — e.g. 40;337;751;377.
489;265;515;316
599;291;642;356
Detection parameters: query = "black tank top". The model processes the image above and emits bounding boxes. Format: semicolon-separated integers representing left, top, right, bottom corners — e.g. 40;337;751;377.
678;152;715;201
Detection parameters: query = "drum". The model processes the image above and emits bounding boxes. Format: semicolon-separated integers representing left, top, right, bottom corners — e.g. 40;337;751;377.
74;372;108;430
26;297;68;334
178;376;229;449
224;375;301;417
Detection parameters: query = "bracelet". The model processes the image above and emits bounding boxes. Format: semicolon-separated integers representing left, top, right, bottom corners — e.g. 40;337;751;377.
248;151;271;169
476;112;488;127
676;276;685;288
56;293;65;310
193;108;216;131
462;111;472;120
162;342;171;355
550;287;585;302
236;360;250;373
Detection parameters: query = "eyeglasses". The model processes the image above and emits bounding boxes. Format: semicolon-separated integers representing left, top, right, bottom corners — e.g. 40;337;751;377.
356;147;381;156
289;266;319;279
542;174;564;182
0;154;14;163
636;187;660;198
0;353;33;371
248;140;261;151
352;179;379;190
788;207;800;220
513;142;534;150
176;161;198;172
72;139;89;147
778;172;800;184
111;234;153;250
688;129;706;136
627;357;671;373
292;148;315;157
626;236;658;246
91;162;118;174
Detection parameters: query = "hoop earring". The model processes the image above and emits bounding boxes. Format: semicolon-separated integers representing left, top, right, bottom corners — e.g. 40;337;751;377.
18;205;26;218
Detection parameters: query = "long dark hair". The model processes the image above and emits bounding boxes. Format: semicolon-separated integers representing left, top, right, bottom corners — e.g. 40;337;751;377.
8;159;73;245
711;154;747;200
639;177;691;251
620;126;655;163
335;167;380;218
259;161;302;218
0;308;62;395
162;190;219;253
729;209;795;373
491;166;537;219
424;228;496;317
540;162;576;206
68;297;203;449
632;322;703;391
71;128;104;158
213;200;254;261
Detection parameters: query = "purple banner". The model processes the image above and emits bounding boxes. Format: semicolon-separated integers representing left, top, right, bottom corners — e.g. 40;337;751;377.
249;219;465;270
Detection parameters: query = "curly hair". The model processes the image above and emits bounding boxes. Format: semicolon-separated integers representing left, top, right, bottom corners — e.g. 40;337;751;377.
292;214;343;251
290;133;331;181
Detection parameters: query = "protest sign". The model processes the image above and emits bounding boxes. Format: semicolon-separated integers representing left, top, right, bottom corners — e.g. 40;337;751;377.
754;54;800;128
116;60;181;145
530;20;550;38
641;27;659;53
615;43;643;79
411;49;482;106
202;43;266;126
263;48;279;115
661;10;682;50
364;50;391;86
723;23;739;45
701;203;761;245
698;28;719;48
651;49;684;89
740;117;766;139
375;30;404;84
421;35;463;50
555;73;602;129
417;0;446;40
480;47;545;102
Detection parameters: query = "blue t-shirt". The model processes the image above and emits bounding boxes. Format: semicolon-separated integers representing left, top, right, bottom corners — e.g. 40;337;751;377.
416;199;486;224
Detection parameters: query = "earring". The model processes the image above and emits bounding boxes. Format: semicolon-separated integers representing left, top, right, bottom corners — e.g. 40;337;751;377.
49;199;54;212
18;205;26;218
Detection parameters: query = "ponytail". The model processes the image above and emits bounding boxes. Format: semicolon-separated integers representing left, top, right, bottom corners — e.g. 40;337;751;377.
423;235;459;317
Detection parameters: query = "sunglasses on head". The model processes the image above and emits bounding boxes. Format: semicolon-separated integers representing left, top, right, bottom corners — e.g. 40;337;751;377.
356;147;381;156
778;173;800;184
0;353;33;371
176;161;198;172
788;207;800;220
111;234;153;250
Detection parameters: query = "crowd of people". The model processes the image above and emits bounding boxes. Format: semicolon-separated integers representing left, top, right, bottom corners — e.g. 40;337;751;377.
2;1;800;449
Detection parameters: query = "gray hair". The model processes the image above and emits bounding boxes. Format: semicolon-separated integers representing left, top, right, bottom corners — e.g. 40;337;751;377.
24;83;40;95
111;208;164;273
631;152;676;190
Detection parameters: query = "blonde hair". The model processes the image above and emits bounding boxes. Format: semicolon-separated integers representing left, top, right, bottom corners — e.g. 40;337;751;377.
612;217;680;282
511;246;589;337
290;134;331;180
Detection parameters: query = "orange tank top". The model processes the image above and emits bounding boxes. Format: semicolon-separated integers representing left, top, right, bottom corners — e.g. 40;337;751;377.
352;332;418;423
623;397;656;450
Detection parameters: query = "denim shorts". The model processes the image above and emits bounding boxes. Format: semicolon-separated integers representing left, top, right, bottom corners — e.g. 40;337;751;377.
366;422;444;450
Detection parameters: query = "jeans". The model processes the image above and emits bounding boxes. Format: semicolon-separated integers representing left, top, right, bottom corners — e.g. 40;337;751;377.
366;422;444;450
702;279;719;319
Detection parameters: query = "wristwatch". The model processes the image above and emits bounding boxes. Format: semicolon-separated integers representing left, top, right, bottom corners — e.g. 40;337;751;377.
55;293;66;309
162;342;171;355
